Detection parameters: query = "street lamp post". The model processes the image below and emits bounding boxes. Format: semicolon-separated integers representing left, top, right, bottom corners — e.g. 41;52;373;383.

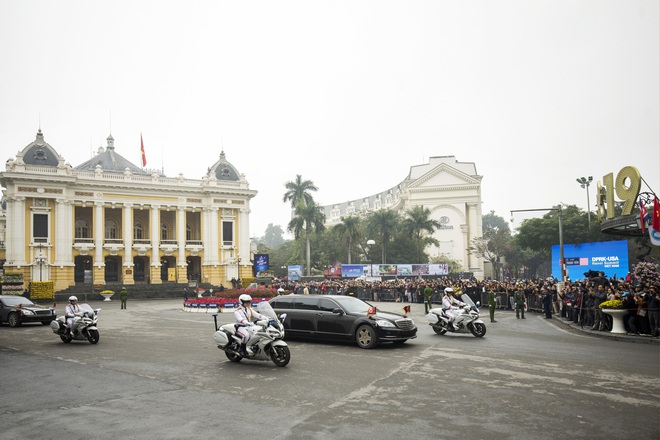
511;207;566;284
366;239;375;277
576;176;593;231
35;244;46;281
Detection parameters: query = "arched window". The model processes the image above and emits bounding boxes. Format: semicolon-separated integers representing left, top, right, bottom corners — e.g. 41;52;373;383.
75;218;89;238
134;222;144;240
105;220;118;239
161;222;169;240
186;224;192;241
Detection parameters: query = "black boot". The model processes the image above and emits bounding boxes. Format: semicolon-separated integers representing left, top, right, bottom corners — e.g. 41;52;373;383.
239;343;249;357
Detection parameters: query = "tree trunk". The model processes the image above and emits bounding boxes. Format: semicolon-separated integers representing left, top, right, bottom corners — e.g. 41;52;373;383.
306;235;311;276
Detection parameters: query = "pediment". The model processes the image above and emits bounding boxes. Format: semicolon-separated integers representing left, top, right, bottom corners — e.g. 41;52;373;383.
408;163;480;189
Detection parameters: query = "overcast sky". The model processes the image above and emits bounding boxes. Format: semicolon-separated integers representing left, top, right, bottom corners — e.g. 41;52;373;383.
1;1;658;240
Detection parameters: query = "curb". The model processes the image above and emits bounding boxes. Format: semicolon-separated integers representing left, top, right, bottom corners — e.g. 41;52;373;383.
545;315;660;344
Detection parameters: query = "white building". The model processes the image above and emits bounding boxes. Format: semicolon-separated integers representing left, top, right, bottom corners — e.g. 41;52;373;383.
323;156;484;278
0;129;256;291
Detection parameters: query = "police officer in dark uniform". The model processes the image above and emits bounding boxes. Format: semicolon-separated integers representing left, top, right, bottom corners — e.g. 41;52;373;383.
487;286;497;323
515;287;526;319
542;288;552;318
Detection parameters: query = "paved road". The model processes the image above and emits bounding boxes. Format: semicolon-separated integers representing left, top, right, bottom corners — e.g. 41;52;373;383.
1;299;658;440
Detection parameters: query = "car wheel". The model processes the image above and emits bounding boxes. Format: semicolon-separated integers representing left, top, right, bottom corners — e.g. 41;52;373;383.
432;325;447;335
356;325;378;349
468;322;487;337
270;345;291;367
7;313;21;327
87;329;100;344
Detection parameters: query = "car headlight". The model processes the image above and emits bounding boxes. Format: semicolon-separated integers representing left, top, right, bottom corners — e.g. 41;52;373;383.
21;309;35;316
374;319;395;327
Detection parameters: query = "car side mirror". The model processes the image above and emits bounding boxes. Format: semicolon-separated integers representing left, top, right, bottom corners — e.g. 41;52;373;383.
332;308;344;315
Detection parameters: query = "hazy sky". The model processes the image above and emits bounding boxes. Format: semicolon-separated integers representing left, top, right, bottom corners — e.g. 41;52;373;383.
1;1;658;239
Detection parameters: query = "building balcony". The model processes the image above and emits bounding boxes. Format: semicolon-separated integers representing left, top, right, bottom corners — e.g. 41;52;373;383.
160;240;178;256
186;240;203;256
73;238;94;255
104;239;124;255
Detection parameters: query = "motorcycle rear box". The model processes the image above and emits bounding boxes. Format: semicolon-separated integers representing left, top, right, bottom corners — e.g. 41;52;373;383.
213;330;229;347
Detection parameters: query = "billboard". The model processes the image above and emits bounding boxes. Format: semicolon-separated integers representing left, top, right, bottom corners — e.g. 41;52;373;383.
254;254;269;274
552;240;628;280
288;265;302;281
342;264;364;277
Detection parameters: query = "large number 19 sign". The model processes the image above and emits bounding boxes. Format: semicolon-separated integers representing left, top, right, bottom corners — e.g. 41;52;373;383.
597;165;641;222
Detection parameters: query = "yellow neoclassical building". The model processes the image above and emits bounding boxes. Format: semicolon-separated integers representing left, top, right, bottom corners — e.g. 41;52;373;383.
0;130;256;292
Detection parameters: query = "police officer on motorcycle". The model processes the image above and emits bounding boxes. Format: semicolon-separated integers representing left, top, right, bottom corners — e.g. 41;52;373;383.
442;288;465;330
65;296;81;334
234;294;269;357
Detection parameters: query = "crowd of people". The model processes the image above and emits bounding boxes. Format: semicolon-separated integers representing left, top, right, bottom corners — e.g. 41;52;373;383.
266;271;659;337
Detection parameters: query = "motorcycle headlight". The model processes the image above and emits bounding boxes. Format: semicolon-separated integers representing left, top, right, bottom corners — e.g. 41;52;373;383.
374;319;395;328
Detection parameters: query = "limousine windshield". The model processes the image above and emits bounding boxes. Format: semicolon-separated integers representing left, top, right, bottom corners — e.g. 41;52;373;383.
333;296;370;314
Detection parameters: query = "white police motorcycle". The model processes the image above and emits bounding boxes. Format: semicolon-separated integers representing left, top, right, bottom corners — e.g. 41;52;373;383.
426;294;487;338
212;301;290;367
50;303;101;344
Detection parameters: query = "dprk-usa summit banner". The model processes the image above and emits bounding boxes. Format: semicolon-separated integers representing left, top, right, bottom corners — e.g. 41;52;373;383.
552;240;628;280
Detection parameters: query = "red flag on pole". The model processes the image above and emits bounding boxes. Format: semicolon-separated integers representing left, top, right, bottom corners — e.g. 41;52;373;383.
140;134;147;167
653;196;660;231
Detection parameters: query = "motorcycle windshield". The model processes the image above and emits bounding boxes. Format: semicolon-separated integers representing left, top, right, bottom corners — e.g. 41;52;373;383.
459;294;476;308
255;301;278;320
79;304;95;313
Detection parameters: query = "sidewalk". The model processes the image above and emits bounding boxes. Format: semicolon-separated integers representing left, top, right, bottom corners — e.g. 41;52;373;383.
545;312;660;344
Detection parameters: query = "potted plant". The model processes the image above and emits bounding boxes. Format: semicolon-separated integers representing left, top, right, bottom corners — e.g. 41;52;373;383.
100;290;115;301
600;299;625;333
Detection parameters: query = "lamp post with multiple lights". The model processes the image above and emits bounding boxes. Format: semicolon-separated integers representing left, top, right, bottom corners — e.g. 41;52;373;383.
576;176;593;231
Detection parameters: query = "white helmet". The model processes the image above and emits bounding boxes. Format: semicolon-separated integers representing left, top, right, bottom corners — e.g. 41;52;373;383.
444;288;454;296
239;294;252;304
69;295;78;302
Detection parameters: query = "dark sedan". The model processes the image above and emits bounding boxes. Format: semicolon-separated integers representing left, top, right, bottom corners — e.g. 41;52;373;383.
269;294;417;348
0;295;57;327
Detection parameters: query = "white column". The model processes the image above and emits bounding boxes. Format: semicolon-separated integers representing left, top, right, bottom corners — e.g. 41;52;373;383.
177;206;186;267
208;207;219;264
54;199;73;266
123;203;133;268
13;197;26;265
94;202;104;268
460;224;469;272
238;207;250;264
151;205;160;267
5;197;14;264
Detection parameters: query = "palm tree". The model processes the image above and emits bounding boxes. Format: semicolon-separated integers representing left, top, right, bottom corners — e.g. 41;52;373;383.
288;201;326;276
287;211;306;270
283;175;318;208
333;216;361;264
367;209;400;264
403;206;441;262
283;175;319;275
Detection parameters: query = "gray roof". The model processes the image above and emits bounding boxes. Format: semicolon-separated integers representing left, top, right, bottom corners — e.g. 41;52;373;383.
21;130;62;166
74;134;148;174
206;151;240;181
